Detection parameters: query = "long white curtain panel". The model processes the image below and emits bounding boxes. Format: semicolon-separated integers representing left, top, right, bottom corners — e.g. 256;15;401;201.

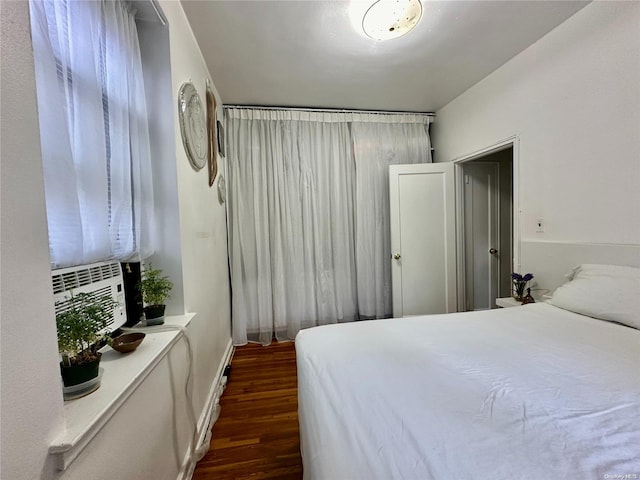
30;0;155;268
225;108;431;345
352;120;432;318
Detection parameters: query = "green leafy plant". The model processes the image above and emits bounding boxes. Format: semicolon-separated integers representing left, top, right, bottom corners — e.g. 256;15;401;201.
139;264;173;307
56;292;118;367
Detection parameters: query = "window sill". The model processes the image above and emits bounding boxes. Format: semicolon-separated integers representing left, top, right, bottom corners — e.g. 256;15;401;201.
49;313;196;470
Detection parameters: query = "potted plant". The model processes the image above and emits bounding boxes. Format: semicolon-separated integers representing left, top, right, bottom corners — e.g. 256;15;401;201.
138;263;173;325
56;292;117;390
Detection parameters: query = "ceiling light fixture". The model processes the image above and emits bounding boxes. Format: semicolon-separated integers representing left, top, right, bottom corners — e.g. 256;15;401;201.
362;0;423;41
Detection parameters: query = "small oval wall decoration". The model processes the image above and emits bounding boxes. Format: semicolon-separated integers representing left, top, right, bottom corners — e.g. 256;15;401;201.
206;80;218;185
178;82;207;171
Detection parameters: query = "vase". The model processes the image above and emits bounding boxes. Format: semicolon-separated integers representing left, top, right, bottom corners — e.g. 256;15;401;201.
513;281;526;301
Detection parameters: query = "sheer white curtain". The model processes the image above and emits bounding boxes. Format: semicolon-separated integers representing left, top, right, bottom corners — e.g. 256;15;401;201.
352;117;432;318
30;0;154;268
226;109;358;345
225;108;431;345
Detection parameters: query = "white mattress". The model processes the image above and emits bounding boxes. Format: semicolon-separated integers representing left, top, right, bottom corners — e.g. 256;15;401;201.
295;303;640;479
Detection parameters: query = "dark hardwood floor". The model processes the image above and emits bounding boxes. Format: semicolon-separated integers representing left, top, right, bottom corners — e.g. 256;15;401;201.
192;342;303;480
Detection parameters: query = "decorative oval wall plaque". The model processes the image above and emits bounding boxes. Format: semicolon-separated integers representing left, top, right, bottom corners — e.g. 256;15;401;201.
206;80;218;186
178;82;207;171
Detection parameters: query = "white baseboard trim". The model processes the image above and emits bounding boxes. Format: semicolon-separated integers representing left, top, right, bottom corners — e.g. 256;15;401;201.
178;337;234;480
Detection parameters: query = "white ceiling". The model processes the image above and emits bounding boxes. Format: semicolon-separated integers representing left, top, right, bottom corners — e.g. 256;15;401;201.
180;0;589;113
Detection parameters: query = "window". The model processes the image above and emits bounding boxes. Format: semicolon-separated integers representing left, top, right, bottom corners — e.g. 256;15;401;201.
30;0;155;269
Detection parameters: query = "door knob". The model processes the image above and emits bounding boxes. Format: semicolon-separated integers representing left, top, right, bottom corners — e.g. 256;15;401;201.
489;248;498;255
393;253;401;260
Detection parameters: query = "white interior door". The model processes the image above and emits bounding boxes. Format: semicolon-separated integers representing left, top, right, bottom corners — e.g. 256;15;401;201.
389;163;456;317
462;162;500;310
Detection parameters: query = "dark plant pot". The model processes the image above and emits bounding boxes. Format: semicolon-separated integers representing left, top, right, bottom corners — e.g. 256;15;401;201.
60;353;101;387
144;304;166;325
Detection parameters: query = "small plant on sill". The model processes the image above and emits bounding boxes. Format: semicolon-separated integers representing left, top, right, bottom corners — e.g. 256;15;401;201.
138;263;173;325
56;291;118;389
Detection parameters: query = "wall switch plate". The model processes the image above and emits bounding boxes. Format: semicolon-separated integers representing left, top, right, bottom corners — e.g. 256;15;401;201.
536;218;544;233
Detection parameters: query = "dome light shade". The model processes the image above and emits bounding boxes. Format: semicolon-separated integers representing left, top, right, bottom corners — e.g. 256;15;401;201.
362;0;423;41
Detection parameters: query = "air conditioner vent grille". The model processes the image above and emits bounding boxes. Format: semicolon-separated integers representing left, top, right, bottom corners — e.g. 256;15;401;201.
52;261;121;292
54;286;116;327
52;275;65;294
61;272;79;290
101;264;111;278
51;261;126;333
76;269;92;287
90;266;103;282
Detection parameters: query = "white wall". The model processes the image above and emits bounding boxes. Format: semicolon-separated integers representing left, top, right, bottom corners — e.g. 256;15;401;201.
51;340;195;480
0;1;231;479
138;17;186;317
0;2;66;478
160;0;232;429
432;2;640;251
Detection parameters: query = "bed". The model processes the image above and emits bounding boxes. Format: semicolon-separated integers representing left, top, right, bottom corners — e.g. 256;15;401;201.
296;265;640;479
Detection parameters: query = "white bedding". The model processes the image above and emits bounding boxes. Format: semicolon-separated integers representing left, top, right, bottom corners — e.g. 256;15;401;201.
295;303;640;480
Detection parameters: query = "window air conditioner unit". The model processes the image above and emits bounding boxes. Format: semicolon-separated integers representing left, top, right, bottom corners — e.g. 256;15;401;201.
51;261;127;333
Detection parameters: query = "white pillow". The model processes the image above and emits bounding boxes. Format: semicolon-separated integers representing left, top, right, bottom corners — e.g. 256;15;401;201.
548;264;640;329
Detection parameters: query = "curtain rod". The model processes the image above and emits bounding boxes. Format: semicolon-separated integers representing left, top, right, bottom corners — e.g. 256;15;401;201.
224;104;435;117
149;0;167;26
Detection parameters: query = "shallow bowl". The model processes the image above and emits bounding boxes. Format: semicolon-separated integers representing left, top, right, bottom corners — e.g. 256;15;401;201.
112;332;145;353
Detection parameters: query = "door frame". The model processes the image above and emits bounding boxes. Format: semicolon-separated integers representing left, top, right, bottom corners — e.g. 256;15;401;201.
452;136;521;311
462;161;500;311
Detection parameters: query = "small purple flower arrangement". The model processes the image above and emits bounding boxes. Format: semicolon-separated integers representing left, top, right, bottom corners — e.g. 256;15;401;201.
511;272;534;301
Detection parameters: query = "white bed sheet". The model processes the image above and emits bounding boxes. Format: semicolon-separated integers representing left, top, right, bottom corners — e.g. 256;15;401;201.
295;303;640;480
